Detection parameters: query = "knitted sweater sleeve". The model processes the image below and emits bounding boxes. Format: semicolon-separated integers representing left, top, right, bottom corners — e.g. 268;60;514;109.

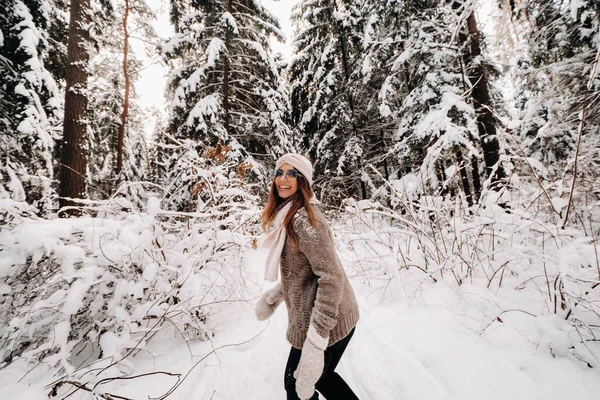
293;211;344;339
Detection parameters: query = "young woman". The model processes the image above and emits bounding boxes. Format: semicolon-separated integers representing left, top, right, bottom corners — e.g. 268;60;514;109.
255;153;360;400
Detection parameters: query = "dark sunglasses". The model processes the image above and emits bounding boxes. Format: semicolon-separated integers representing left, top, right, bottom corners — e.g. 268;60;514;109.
272;169;302;179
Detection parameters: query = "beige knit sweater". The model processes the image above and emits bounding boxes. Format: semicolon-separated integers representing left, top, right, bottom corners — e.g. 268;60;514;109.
280;205;360;349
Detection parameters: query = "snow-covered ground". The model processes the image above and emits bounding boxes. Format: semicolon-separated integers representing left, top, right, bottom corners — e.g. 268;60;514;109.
3;232;600;400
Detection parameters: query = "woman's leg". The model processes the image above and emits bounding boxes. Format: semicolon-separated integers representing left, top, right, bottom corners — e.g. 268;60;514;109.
284;346;319;400
315;328;359;400
285;328;358;400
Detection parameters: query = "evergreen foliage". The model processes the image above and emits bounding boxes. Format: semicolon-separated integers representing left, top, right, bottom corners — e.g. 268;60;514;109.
349;1;486;205
288;0;508;205
0;0;63;214
163;0;293;162
288;0;366;202
509;0;600;174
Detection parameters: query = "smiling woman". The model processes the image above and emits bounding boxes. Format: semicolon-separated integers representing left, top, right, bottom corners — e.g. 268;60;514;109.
258;153;361;400
274;163;301;198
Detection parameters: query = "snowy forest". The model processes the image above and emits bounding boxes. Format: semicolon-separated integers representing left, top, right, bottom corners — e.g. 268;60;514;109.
1;0;600;398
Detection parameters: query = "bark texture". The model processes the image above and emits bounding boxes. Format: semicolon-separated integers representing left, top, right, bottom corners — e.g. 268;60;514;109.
465;11;505;185
59;0;90;214
116;0;131;175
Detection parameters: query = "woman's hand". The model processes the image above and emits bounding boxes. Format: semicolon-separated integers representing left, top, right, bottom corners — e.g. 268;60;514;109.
294;325;328;399
255;283;283;320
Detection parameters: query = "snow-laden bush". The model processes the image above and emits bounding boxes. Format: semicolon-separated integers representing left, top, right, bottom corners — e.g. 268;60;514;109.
156;136;264;213
0;149;259;376
338;176;600;368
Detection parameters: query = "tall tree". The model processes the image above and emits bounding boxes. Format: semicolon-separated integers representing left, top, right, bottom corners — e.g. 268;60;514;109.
505;0;600;176
85;0;154;203
0;0;63;214
59;0;90;213
288;0;366;202
115;0;131;175
462;7;505;188
357;0;485;206
357;0;412;197
164;0;293;162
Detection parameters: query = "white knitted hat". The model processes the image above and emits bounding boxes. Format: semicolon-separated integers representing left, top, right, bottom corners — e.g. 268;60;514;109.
275;153;313;186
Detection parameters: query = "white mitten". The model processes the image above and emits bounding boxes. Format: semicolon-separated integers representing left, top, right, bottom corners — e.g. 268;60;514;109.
294;324;329;399
255;283;284;321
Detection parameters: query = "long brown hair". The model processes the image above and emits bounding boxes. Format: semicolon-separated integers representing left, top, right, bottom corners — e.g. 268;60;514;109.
261;174;317;248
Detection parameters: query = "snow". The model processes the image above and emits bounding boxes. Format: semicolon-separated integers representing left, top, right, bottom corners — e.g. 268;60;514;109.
14;1;42;86
390;173;421;203
221;12;239;35
393;47;414;69
2;381;47;400
378;76;395;117
5;166;26;202
362;54;373;81
571;0;588;21
14;83;29;97
186;94;220;128
363;14;378;48
2;196;600;399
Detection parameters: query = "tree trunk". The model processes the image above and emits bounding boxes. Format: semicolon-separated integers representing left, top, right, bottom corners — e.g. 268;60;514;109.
456;147;473;207
465;11;505;185
470;154;481;201
222;0;232;138
505;0;532;26
116;0;131;176
336;8;366;199
59;0;90;215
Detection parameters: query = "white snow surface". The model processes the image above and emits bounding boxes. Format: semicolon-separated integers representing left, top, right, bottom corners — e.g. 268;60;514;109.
1;210;600;399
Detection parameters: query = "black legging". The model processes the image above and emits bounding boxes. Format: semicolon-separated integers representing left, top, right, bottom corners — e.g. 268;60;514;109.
284;328;359;400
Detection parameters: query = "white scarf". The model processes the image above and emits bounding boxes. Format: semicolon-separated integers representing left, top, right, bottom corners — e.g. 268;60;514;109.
263;196;320;282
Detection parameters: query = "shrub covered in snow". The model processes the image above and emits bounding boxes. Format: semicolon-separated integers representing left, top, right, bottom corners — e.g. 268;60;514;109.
338;176;600;368
0;151;259;376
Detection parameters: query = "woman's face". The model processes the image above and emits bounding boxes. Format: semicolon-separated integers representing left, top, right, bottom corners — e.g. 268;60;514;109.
275;163;299;199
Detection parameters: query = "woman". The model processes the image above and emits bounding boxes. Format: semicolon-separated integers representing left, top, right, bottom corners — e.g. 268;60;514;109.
255;153;360;400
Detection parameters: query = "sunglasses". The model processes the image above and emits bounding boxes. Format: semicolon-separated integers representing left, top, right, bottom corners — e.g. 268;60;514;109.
272;169;302;179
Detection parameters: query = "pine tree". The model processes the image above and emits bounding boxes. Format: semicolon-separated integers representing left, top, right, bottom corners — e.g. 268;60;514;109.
59;0;90;214
288;0;366;202
356;0;412;200
164;0;293;164
508;0;600;174
461;5;505;189
0;0;63;214
358;1;486;205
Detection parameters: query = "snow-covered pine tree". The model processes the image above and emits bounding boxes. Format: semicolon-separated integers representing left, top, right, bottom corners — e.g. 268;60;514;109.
147;108;170;184
507;0;599;176
0;0;63;215
288;0;366;202
458;2;505;189
359;1;486;206
357;0;410;203
163;0;293;164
